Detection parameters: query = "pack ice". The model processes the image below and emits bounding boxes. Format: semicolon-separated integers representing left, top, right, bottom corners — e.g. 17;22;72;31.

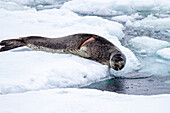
0;0;170;113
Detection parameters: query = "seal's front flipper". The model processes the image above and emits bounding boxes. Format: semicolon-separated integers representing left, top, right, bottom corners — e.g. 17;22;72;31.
0;39;25;52
78;46;91;58
68;37;95;58
65;47;90;58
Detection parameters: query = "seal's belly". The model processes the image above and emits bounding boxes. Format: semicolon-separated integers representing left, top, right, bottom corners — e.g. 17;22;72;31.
27;44;65;54
27;44;90;58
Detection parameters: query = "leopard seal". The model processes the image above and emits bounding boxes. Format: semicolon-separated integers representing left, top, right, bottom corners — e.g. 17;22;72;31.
0;33;126;71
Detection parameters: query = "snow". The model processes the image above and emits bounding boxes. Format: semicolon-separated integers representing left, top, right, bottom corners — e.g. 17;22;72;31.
0;0;59;6
0;8;124;39
0;1;27;11
0;88;170;113
157;48;170;60
0;51;109;94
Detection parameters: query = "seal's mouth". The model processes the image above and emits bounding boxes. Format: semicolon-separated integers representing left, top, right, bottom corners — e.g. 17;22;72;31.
112;61;125;71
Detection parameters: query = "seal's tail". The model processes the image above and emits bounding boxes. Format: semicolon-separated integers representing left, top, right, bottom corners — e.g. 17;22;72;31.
0;38;25;52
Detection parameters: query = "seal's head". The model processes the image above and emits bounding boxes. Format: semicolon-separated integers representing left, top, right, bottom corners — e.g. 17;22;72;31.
110;53;126;71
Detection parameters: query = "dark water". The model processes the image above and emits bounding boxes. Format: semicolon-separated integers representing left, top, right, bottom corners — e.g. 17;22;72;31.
84;75;170;95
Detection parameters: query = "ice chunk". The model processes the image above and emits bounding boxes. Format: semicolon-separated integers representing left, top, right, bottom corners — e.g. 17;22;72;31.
131;0;155;11
126;15;170;30
157;48;170;60
112;15;134;23
112;13;142;23
128;36;170;54
154;0;170;10
61;0;119;16
0;51;109;94
62;0;170;16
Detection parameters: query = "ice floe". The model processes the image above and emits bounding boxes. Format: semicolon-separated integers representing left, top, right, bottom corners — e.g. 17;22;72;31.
62;0;170;16
0;51;109;94
126;15;170;30
111;13;142;23
128;36;170;54
157;48;170;60
0;88;170;113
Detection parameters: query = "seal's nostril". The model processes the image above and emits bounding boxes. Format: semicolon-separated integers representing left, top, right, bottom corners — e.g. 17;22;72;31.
114;67;119;71
112;61;125;71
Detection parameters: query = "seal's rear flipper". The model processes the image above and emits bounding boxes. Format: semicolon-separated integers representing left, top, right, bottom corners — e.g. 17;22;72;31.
0;39;25;52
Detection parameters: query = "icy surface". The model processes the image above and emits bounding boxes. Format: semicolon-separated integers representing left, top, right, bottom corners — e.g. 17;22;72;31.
157;48;170;60
0;88;170;113
0;51;109;94
0;8;124;39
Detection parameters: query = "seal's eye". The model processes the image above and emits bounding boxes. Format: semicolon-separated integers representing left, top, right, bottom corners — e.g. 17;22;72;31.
110;54;126;71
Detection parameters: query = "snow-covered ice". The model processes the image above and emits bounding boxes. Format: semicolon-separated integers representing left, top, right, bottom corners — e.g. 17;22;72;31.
0;8;124;40
0;88;170;113
0;51;110;94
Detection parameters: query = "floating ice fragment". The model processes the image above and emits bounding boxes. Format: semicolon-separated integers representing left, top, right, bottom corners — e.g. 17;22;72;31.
126;15;170;30
157;48;170;60
128;36;170;53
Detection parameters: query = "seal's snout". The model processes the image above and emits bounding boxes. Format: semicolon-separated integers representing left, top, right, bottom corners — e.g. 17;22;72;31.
112;61;125;71
110;53;126;71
